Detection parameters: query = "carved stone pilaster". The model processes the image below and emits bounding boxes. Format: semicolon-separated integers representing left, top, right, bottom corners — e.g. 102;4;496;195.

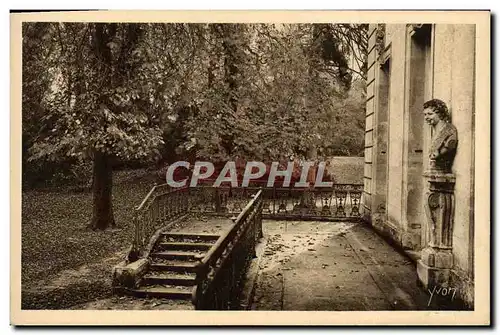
417;171;455;288
375;24;386;59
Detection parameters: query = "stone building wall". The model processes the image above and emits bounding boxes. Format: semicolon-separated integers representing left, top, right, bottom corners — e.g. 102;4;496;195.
363;23;476;307
362;25;376;219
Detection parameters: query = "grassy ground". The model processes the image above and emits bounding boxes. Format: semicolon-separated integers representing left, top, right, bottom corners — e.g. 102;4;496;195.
327;156;364;184
21;169;157;309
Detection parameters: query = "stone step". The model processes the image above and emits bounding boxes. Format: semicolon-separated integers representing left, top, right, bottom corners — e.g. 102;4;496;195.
143;273;197;286
161;232;220;242
157;241;214;251
150;261;200;273
152;250;206;261
127;285;194;300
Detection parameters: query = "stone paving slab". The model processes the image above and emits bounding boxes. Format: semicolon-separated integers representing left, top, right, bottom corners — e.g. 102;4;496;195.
251;220;434;311
168;216;234;235
291;295;393;311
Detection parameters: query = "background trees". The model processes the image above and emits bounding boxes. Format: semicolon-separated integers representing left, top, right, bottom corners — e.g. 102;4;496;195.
22;22;367;230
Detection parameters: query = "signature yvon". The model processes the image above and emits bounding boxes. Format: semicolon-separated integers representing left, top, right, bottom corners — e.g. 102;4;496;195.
427;285;458;307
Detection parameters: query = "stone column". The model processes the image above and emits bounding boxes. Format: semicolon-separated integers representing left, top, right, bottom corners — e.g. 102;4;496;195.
417;171;455;288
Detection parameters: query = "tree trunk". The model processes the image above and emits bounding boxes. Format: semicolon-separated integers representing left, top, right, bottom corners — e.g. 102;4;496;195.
208;25;218;88
88;23;118;231
89;151;115;230
220;24;241;156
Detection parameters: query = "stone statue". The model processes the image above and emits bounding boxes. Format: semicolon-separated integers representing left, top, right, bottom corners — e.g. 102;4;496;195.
418;99;458;289
423;99;458;173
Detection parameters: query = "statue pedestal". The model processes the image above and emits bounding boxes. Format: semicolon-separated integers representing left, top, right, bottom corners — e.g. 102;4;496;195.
417;247;453;289
417;170;455;289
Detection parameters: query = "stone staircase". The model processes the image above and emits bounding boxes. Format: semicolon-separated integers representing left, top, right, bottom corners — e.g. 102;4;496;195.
125;232;220;300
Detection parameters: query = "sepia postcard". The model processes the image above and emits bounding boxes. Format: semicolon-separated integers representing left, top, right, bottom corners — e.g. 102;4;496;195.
10;10;490;326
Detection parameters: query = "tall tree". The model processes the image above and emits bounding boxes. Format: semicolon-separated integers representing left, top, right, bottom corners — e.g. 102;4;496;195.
28;23;164;230
22;23;58;187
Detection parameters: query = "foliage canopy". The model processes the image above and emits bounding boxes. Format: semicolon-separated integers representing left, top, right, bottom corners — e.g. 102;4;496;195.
24;22;367;173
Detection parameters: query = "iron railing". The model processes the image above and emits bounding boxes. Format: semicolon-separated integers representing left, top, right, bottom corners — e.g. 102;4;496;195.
129;182;363;262
129;185;190;262
192;190;263;309
193;181;363;220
